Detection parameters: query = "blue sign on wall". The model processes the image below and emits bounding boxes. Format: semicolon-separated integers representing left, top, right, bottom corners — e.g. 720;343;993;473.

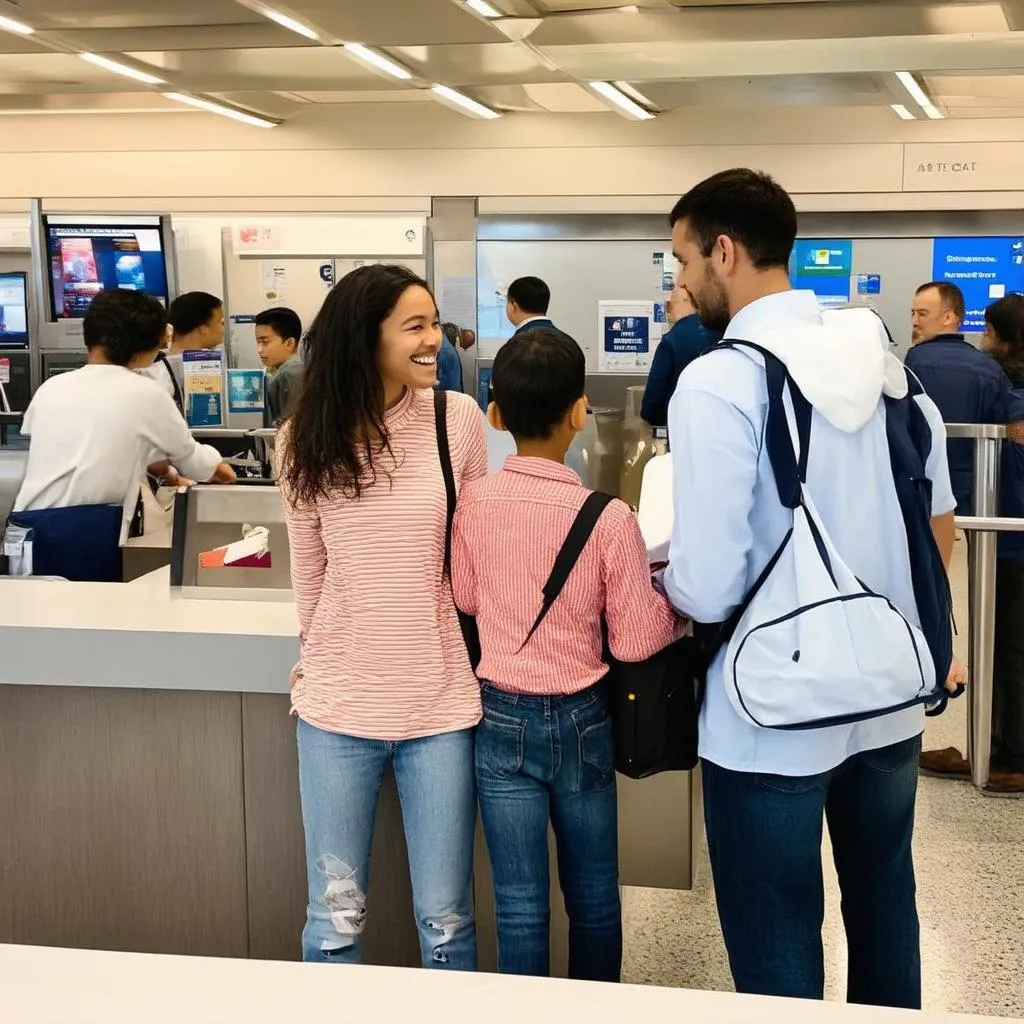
790;239;854;303
857;274;882;295
603;315;650;355
932;237;1024;330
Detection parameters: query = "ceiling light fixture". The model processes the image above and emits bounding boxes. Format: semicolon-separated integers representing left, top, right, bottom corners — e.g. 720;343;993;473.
890;103;916;121
464;0;502;16
163;92;280;128
895;70;944;119
430;83;501;120
80;53;166;86
0;14;33;35
619;5;641;12
614;80;657;110
257;5;319;40
589;80;655;120
342;43;413;80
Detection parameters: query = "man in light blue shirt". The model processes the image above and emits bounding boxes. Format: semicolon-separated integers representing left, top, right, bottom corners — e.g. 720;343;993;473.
663;169;960;1008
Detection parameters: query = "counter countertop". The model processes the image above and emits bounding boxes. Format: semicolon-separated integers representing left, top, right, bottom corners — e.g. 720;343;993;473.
0;567;298;694
0;944;1011;1024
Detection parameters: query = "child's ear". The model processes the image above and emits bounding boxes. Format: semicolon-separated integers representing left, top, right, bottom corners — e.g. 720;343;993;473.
487;402;506;432
569;396;588;431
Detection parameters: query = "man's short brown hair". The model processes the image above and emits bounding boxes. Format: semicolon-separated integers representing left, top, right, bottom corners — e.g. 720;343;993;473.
916;281;966;323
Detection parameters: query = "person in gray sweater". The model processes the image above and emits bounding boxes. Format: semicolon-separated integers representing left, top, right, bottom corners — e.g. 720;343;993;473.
256;306;304;426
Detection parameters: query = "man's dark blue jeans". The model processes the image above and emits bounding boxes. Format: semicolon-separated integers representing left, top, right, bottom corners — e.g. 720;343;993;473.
702;734;922;1007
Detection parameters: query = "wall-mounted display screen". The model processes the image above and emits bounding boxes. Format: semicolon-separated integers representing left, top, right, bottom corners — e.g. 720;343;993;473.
931;236;1024;331
0;272;28;347
44;218;170;320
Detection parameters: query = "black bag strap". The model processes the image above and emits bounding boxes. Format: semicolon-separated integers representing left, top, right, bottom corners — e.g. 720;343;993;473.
434;388;457;579
518;490;617;651
156;351;185;416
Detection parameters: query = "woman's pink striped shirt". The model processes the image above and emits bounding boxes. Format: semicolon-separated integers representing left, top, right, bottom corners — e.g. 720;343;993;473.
280;387;487;741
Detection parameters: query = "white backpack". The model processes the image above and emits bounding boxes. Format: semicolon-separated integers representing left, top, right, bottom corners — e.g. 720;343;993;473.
721;343;935;731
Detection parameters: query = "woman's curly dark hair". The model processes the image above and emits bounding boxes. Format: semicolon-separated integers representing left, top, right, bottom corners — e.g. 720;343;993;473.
280;263;435;505
986;293;1024;383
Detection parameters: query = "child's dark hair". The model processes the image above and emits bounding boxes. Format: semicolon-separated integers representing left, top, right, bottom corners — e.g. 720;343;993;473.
256;306;302;345
491;327;585;440
83;290;167;366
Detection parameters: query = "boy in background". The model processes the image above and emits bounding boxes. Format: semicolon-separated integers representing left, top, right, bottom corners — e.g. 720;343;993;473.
451;327;679;982
255;306;303;426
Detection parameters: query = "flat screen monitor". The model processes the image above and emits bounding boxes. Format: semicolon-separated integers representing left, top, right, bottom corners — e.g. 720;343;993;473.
0;272;28;347
43;217;170;320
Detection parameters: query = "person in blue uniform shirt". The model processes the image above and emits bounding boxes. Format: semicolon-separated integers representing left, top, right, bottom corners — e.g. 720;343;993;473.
641;285;722;426
506;277;555;335
919;292;1024;791
663;168;960;1008
437;322;465;392
903;281;1024;514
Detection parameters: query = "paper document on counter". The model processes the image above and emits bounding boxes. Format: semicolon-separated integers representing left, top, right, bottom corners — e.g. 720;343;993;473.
637;453;673;564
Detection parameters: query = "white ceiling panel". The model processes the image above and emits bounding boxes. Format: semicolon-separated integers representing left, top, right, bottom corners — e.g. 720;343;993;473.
390;43;566;85
280;0;505;45
0;0;1016;124
16;0;258;29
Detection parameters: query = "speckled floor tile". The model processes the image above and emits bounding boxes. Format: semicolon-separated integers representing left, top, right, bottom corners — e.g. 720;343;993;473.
622;538;1024;1017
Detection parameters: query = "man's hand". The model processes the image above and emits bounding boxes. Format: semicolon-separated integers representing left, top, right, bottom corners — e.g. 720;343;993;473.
946;656;967;694
209;462;237;485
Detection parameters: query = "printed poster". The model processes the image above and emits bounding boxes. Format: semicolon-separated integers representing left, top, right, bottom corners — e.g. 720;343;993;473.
598;301;656;373
183;349;225;428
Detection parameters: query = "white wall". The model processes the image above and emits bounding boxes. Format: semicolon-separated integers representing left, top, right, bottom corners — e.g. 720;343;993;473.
0;103;1023;211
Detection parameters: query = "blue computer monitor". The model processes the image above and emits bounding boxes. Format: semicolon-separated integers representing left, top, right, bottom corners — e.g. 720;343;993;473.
0;272;29;348
43;218;170;320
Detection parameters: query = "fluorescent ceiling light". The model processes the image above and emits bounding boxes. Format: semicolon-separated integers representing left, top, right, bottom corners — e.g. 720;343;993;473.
895;70;932;108
921;102;945;120
430;83;501;120
589;80;655;120
80;53;166;86
619;5;641;12
342;43;413;80
0;14;33;35
614;80;657;109
258;5;319;40
465;0;502;16
890;103;916;121
163;92;279;128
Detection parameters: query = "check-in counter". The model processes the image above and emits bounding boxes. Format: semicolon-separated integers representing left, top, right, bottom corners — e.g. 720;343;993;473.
0;480;698;972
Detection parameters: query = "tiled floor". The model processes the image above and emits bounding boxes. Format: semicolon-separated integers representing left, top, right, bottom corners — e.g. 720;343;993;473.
620;536;1024;1017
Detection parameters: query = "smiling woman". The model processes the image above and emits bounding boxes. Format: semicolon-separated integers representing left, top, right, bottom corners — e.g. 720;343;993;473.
275;263;488;968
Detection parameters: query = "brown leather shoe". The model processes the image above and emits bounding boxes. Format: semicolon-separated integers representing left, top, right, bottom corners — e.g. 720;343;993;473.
919;747;971;778
985;770;1024;795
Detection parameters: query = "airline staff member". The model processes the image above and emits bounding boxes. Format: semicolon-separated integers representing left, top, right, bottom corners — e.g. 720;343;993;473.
506;277;556;336
12;289;235;581
140;291;226;415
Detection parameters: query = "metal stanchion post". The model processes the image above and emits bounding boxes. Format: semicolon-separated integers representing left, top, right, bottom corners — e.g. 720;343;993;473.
967;433;1001;790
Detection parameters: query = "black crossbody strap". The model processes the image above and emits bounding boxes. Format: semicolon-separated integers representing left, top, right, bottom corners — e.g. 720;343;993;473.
434;388;457;577
157;352;185;416
518;490;617;651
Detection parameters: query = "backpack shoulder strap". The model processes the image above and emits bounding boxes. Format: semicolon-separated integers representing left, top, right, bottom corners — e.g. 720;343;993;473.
718;339;811;508
518;491;616;650
434;388;457;578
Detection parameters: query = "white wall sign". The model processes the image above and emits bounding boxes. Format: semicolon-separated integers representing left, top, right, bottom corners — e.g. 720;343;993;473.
597;300;660;374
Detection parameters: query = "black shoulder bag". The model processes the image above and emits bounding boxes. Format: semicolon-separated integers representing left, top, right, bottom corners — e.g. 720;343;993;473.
521;491;699;779
434;388;483;671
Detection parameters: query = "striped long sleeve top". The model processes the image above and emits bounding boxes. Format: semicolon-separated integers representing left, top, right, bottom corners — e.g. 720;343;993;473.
280;387;487;741
452;456;679;695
